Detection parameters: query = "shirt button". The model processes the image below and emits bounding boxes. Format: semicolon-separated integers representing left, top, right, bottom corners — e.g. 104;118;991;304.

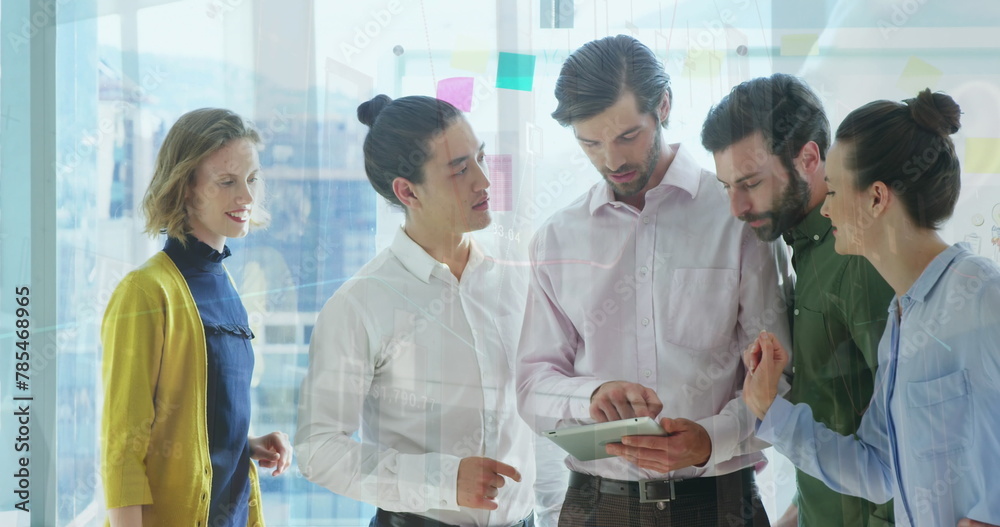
793;309;800;316
813;234;820;241
641;318;650;326
643;217;650;224
640;266;648;274
643;368;652;377
656;501;667;510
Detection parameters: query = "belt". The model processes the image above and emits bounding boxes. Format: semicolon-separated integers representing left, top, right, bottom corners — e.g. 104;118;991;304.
373;508;534;527
567;467;754;504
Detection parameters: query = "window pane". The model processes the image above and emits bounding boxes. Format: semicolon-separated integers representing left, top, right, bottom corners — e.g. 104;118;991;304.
47;2;1000;527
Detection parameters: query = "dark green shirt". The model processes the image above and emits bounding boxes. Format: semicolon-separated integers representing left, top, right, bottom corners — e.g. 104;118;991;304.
784;206;895;527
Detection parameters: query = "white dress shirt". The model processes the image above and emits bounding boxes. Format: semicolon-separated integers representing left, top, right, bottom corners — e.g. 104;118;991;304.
296;227;537;526
516;143;793;482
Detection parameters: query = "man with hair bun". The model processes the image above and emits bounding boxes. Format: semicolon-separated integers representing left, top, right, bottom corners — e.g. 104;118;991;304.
743;89;1000;527
296;94;541;527
703;73;896;527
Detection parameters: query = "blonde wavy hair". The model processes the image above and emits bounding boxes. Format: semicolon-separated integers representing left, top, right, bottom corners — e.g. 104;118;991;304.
142;108;271;243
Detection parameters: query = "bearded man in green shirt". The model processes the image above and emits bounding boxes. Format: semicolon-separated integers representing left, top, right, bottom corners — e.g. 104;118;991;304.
701;73;895;527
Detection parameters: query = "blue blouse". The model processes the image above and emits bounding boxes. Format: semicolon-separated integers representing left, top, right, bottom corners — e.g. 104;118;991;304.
757;243;1000;526
164;237;254;527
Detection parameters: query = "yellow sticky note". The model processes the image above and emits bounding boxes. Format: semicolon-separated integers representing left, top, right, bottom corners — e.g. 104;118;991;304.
896;56;942;95
965;138;1000;174
451;35;489;73
780;34;819;56
682;49;724;80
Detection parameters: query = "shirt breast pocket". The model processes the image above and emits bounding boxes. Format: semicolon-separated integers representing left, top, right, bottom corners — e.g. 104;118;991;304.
905;369;972;458
791;306;854;382
664;268;739;351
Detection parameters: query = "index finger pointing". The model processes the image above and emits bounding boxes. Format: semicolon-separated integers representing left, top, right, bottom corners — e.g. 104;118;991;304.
643;388;663;417
628;397;651;418
492;460;521;482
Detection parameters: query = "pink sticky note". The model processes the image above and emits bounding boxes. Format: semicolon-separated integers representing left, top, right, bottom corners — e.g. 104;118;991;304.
436;77;474;112
485;154;513;212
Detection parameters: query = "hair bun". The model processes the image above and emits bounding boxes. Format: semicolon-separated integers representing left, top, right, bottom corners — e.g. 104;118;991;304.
357;94;393;128
907;89;961;136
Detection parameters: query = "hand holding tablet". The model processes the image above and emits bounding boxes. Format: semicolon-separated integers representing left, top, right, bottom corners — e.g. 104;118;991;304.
544;417;668;461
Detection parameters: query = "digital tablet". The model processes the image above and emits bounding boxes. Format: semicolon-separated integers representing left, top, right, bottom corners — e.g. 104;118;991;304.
543;417;667;461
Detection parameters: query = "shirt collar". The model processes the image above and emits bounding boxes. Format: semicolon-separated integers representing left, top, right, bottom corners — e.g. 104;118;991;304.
903;242;969;304
388;226;487;283
163;235;230;273
588;143;701;215
888;242;969;318
782;205;831;247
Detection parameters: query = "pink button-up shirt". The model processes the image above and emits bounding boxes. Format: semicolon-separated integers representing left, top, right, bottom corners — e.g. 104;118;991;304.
516;144;793;481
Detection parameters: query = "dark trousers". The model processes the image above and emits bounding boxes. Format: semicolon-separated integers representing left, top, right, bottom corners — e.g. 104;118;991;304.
370;508;535;527
557;468;770;527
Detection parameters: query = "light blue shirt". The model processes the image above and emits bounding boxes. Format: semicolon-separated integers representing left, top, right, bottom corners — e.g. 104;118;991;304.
757;243;1000;527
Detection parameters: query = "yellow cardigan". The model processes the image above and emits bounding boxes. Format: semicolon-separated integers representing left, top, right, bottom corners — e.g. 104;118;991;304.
100;251;264;527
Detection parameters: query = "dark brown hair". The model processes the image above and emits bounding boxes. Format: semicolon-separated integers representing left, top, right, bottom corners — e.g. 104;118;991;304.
357;95;464;208
552;35;672;127
836;89;961;229
701;73;830;180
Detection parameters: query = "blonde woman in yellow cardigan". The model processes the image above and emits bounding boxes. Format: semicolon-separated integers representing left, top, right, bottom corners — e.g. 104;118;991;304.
101;108;292;527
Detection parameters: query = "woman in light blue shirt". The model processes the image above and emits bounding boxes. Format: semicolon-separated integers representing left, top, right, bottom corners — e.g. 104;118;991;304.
742;89;1000;527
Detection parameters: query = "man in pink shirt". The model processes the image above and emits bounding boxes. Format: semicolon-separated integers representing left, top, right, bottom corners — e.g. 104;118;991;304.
515;35;792;526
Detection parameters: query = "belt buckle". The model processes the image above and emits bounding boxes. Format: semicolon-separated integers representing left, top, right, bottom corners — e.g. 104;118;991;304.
638;478;676;503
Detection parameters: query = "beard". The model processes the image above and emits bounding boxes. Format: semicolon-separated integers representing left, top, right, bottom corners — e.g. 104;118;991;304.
602;125;662;198
740;166;812;241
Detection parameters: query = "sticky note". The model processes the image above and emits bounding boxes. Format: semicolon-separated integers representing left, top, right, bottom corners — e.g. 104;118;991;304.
681;49;723;80
965;138;1000;174
780;34;819;56
436;77;474;112
896;56;942;95
451;35;490;73
485;154;513;211
496;52;536;92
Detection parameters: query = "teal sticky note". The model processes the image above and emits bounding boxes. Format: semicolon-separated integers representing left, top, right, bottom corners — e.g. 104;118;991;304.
496;52;536;92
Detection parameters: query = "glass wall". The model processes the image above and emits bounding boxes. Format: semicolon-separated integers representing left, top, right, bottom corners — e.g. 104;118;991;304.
0;0;997;525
